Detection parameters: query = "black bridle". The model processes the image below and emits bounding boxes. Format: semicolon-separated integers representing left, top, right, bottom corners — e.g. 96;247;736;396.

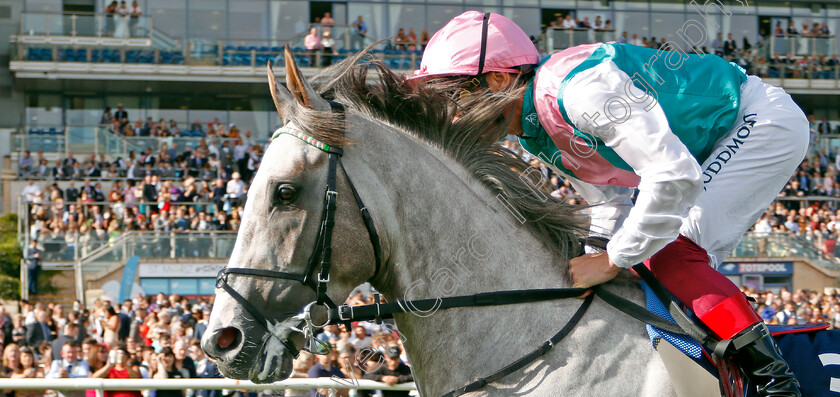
215;101;383;356
213;101;736;397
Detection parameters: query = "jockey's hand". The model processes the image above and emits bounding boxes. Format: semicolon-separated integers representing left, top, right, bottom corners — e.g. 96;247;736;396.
570;252;621;289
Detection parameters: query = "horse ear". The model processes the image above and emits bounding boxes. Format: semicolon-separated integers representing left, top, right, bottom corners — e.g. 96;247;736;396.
267;60;294;122
283;46;330;112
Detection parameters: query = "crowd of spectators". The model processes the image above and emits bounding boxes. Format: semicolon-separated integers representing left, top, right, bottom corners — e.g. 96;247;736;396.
745;286;840;328
102;104;252;140
0;294;222;397
0;290;415;397
0;287;832;395
104;0;143;38
16;132;262;266
773;20;833;37
549;13;613;31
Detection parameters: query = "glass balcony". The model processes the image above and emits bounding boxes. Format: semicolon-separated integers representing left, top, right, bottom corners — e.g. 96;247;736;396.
769;34;837;58
735;232;840;272
20;12;153;39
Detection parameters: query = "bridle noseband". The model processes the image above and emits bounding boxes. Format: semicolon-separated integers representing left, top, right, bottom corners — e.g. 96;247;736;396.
215;101;383;356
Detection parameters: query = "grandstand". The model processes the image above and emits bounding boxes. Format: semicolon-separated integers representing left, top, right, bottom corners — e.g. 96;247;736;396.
2;0;840;392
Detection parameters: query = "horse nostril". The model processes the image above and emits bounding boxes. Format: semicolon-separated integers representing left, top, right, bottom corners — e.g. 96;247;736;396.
217;327;240;350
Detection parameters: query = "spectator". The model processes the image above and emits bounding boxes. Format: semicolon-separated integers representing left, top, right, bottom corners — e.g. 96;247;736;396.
103;306;120;348
0;307;11;347
226;172;246;209
2;343;20;377
190;340;222;397
114;1;130;38
348;326;371;351
46;342;91;397
321;12;335;28
26;309;52;348
321;30;335;66
21;180;41;203
723;33;737;56
91;347;142;397
362;346;413;396
307;349;344;397
787;20;799;35
19;151;34;177
618;31;628;44
172;339;196;378
286;352;313;397
24;240;41;296
407;28;417;50
153;347;187;397
129;1;142;37
350;15;368;50
11;346;45;395
562;15;576;29
304;27;322;66
394;28;409;51
114;104;128;121
104;2;118;36
51;323;81;361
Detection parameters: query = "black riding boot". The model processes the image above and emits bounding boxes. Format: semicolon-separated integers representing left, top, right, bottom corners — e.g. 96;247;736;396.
732;323;801;397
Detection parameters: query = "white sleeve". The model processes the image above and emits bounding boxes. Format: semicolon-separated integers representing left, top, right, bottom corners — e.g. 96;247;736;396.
553;170;633;243
563;61;704;268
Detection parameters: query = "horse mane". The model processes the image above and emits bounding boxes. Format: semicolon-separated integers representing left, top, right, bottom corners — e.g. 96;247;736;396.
280;51;588;264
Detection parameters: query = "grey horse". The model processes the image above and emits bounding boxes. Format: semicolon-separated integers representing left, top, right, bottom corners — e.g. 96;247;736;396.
201;50;680;396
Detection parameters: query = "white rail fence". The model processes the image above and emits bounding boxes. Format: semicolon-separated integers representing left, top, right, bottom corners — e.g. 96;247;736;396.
0;378;417;396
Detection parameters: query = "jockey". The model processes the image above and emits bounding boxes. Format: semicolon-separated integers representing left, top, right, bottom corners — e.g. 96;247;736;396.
411;11;805;396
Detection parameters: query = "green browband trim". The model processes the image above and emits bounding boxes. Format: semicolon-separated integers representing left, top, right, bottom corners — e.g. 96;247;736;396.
271;126;333;153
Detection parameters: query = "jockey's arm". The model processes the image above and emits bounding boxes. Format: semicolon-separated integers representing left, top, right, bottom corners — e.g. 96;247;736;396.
560;177;634;250
564;61;704;269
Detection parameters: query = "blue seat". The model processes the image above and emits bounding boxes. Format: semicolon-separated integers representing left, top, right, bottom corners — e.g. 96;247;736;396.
271;46;282;52
41;137;56;152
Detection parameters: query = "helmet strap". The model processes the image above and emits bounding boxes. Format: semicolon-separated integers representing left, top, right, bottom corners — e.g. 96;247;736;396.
476;12;491;75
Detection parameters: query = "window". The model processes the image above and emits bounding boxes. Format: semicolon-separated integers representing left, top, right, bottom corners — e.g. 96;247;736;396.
188;0;227;41
426;5;466;35
148;0;187;40
140;278;216;296
269;1;310;41
229;0;269;39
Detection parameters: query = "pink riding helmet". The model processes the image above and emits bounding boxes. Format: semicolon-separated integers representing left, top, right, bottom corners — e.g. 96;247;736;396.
410;11;540;80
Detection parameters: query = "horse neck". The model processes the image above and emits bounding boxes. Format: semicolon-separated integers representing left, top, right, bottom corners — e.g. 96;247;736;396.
347;118;581;395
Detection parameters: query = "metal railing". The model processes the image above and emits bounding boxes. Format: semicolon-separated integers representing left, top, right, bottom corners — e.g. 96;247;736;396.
735;231;840;271
770;34;837;58
20;11;153;39
26;230;237;264
13;124;259;159
544;27;617;51
0;378;416;397
22;197;230;254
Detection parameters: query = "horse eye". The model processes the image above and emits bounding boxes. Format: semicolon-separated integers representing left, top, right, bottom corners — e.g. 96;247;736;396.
277;185;297;202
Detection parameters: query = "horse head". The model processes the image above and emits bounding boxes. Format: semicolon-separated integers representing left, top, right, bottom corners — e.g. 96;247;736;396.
200;48;382;382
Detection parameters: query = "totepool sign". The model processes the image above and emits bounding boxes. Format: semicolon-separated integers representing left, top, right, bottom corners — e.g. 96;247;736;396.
717;262;793;275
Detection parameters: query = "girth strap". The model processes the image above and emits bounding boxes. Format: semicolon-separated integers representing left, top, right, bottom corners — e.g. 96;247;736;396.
441;293;595;397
